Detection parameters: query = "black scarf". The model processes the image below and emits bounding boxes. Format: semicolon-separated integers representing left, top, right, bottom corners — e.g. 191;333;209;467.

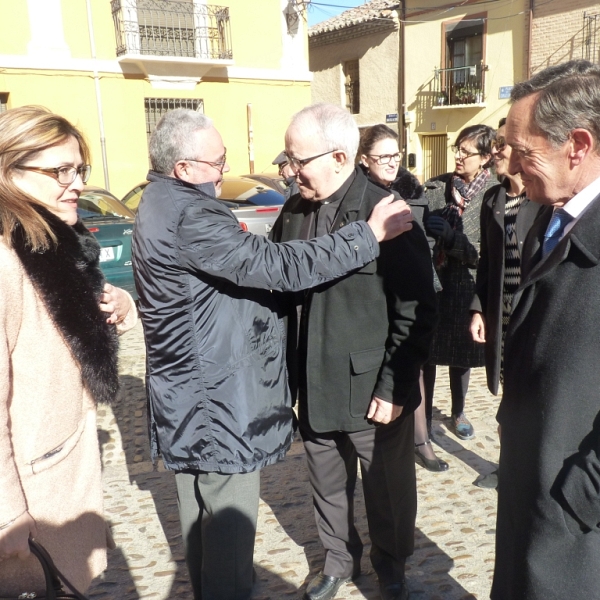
8;206;119;405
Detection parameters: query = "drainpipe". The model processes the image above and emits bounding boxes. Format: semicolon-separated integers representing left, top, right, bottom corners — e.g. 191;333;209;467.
399;1;407;164
247;103;255;174
527;0;534;78
85;0;110;190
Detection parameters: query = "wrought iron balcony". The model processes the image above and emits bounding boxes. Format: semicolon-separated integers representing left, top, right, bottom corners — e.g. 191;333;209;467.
111;0;233;61
433;64;487;107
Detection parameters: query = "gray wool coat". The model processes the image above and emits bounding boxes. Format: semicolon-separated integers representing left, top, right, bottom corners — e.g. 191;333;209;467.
424;172;497;368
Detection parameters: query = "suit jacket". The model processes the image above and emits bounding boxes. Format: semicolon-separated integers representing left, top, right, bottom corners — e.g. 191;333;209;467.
270;167;437;433
470;182;543;395
492;195;600;600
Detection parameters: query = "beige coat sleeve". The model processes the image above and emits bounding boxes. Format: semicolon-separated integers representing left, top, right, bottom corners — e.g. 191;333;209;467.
0;246;28;528
115;289;138;335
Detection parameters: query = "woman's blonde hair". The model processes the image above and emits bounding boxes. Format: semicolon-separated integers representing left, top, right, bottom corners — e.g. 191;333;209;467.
0;106;90;250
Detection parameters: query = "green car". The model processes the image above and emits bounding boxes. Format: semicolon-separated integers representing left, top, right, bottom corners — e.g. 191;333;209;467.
78;186;137;299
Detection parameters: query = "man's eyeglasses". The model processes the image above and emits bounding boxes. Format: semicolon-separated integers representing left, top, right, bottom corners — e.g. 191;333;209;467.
184;151;227;173
492;136;507;152
14;164;92;186
285;149;338;171
367;153;402;165
451;145;480;160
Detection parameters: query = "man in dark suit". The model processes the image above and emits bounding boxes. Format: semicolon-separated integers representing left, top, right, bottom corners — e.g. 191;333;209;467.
270;104;437;600
492;60;600;600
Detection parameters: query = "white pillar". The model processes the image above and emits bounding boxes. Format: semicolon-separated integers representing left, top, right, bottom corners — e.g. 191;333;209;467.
26;0;70;58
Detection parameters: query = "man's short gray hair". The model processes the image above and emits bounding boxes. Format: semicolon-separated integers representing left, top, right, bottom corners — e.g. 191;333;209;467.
510;60;600;149
149;108;214;174
288;103;360;161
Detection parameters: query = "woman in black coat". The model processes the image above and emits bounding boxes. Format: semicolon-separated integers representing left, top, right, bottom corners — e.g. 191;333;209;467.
470;118;543;395
359;124;448;472
423;124;496;441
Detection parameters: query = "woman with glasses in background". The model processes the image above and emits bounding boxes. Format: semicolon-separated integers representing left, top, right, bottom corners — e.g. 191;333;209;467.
358;124;427;223
466;118;541;488
423;124;496;444
358;124;449;472
0;106;136;596
470;118;542;397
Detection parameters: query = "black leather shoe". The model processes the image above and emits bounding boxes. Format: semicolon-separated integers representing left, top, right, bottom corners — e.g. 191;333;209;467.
415;440;449;472
304;572;350;600
379;579;409;600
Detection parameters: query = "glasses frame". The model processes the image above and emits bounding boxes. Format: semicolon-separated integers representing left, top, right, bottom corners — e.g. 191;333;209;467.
492;137;507;152
367;152;403;165
183;149;228;173
451;145;481;160
285;149;338;172
15;164;92;186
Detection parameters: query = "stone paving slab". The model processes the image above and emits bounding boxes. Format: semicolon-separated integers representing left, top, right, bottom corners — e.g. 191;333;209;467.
89;323;500;599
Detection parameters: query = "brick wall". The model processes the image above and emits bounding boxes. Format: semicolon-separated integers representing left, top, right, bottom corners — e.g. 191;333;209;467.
530;1;600;75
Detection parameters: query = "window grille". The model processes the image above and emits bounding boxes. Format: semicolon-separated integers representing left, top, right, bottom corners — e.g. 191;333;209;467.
583;13;600;62
144;98;204;143
111;0;233;60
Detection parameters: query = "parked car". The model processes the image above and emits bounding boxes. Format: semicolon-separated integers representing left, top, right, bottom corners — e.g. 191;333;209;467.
78;186;137;299
122;176;283;236
240;172;287;195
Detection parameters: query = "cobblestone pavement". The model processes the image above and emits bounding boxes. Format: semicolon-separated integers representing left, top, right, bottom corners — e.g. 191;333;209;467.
89;323;500;600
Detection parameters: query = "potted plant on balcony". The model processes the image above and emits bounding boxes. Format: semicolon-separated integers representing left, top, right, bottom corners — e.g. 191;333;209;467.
453;84;470;104
436;91;448;106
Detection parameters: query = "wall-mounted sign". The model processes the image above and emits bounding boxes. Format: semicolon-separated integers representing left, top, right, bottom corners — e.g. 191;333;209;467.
499;86;514;99
386;113;398;123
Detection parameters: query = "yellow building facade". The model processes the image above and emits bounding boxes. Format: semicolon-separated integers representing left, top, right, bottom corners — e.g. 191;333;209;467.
0;0;311;197
404;0;529;181
309;0;529;182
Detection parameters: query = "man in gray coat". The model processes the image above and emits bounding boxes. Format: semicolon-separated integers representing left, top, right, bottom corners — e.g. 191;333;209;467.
493;60;600;599
131;108;413;600
271;104;437;600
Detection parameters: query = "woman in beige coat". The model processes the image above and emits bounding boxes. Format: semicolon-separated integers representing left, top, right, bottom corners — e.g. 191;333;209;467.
0;106;136;596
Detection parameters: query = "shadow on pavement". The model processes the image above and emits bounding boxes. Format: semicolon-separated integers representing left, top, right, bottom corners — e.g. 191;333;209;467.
99;373;192;599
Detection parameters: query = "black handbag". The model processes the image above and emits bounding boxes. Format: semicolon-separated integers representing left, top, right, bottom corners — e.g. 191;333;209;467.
0;539;89;600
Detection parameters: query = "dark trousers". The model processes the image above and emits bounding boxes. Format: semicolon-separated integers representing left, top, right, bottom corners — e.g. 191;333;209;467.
422;363;471;418
175;470;260;600
300;415;416;585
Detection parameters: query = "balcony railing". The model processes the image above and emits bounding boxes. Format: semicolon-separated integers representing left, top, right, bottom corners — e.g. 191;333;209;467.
111;0;233;61
433;64;487;107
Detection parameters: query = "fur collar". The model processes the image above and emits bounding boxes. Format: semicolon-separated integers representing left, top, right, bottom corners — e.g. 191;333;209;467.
10;207;119;404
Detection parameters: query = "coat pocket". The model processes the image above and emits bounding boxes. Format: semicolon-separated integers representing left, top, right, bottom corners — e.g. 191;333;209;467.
349;347;385;417
28;415;87;475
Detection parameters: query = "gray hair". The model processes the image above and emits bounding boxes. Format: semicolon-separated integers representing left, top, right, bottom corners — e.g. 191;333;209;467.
287;103;360;161
510;60;600;149
149;108;214;174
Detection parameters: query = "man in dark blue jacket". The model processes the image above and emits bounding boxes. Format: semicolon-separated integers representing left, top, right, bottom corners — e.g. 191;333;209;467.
132;108;414;600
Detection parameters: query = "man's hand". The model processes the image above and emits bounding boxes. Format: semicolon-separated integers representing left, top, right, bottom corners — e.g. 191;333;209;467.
470;312;486;343
0;512;37;561
367;395;403;424
99;283;131;325
425;216;455;246
367;195;413;242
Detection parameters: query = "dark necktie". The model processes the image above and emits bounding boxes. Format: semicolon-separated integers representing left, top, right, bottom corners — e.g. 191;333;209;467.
542;209;573;257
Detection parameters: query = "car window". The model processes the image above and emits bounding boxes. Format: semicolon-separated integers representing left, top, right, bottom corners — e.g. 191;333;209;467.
78;190;135;219
121;185;146;212
221;189;284;207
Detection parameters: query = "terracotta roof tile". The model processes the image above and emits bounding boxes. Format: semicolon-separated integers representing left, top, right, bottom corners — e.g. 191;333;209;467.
308;0;399;36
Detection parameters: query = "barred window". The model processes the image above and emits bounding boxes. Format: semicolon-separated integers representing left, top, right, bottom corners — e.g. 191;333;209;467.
144;97;204;143
0;93;8;114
